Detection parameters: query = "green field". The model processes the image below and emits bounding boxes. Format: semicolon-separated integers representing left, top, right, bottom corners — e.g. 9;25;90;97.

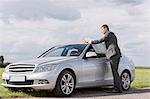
131;67;150;88
0;67;150;98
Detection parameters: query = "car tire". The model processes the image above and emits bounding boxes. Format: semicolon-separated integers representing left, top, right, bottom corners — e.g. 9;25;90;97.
53;70;75;97
121;70;131;91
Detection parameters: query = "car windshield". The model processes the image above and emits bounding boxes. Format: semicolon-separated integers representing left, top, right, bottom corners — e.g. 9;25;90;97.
39;44;87;58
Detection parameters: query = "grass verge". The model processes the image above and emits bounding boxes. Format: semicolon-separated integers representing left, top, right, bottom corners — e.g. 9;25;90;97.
0;68;30;98
131;68;150;88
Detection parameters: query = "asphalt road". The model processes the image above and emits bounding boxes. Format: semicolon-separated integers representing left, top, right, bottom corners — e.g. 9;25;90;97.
24;87;150;99
71;87;150;99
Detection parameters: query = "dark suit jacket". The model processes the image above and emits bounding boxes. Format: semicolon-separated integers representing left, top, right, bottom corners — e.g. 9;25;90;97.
91;31;121;58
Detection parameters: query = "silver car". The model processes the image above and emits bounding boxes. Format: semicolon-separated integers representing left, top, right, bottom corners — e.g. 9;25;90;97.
2;44;135;96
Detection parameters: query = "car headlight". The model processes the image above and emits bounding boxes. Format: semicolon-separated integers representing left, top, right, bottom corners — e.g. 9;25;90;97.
34;64;57;73
4;65;10;73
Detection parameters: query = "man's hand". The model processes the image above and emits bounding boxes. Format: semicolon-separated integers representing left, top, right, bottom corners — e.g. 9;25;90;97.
83;38;92;44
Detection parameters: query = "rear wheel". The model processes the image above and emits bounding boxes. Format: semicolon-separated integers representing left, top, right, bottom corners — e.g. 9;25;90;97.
53;70;75;97
121;71;131;91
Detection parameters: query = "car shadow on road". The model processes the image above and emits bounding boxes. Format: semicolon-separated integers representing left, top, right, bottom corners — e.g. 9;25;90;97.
72;87;150;98
21;87;150;98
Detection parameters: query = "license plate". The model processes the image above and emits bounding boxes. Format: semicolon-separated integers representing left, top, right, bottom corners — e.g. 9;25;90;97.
10;76;26;82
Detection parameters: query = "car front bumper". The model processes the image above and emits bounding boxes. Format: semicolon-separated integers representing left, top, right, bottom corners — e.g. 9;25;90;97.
2;71;58;90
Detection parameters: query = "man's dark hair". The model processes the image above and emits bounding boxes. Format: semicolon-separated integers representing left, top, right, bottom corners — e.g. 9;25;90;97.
101;24;109;31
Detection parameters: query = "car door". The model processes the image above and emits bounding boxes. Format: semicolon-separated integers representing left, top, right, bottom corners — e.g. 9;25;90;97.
92;43;113;83
78;45;113;87
79;45;106;85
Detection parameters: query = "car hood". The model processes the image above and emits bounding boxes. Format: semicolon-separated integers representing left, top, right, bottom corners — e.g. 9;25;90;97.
11;57;78;65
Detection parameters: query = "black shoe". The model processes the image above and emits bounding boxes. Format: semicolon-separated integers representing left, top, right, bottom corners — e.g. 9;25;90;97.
112;89;123;93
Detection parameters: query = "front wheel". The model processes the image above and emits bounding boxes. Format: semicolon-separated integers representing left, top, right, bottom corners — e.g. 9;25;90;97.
121;71;131;91
53;70;75;97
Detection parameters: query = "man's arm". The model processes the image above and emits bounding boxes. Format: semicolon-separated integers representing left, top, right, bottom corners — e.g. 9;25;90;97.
91;37;105;44
85;33;109;44
91;33;109;44
90;34;110;44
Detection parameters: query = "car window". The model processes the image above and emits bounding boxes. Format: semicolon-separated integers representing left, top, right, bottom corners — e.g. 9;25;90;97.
92;43;106;54
85;45;97;58
86;45;96;53
41;44;87;57
85;45;106;58
66;48;79;56
43;47;65;57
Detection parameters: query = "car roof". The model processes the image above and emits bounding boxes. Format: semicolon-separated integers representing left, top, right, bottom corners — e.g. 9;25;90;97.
54;43;88;47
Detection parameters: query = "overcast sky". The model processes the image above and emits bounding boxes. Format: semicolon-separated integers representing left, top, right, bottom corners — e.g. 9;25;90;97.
0;0;149;66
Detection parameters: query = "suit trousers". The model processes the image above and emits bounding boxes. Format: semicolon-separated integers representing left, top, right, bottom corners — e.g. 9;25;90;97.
110;56;122;91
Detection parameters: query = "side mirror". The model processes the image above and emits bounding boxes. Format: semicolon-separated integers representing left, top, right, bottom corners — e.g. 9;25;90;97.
85;51;97;58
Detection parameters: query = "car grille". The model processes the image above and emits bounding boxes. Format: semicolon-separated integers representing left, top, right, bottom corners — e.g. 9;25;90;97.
9;64;35;73
6;80;34;85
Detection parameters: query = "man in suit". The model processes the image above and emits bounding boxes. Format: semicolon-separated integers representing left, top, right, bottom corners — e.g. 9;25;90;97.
85;24;122;93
